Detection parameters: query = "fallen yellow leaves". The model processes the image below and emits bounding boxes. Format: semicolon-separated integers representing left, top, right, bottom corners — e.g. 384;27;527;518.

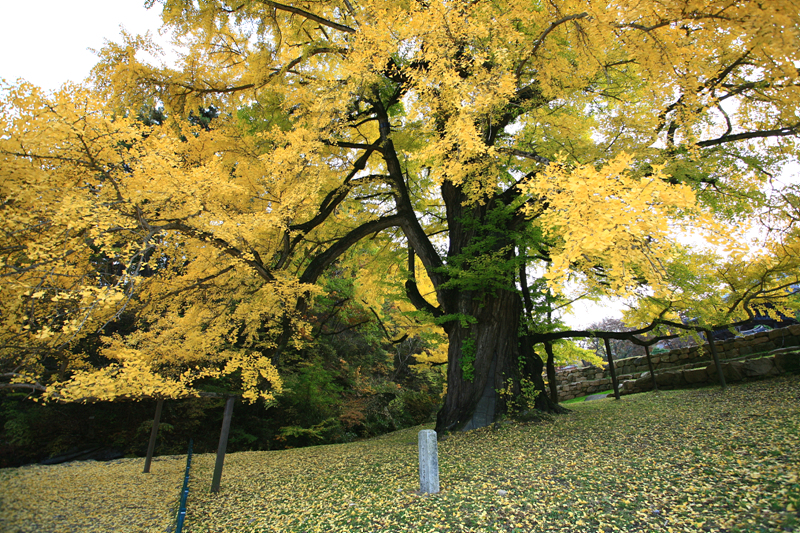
1;377;798;532
0;455;186;532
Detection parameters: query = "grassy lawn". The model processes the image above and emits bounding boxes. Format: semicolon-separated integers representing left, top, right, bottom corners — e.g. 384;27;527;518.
561;390;614;404
1;377;798;533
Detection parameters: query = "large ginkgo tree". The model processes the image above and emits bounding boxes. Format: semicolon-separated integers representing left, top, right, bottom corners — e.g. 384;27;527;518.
2;0;799;431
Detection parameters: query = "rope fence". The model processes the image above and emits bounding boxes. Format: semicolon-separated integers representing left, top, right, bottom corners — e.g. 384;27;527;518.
174;439;193;533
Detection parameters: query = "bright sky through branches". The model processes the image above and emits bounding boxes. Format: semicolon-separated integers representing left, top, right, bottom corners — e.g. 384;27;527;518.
0;0;623;329
0;0;165;91
14;0;794;333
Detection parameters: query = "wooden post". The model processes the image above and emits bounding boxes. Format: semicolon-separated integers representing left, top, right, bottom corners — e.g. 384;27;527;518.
544;341;558;404
143;398;164;473
704;330;727;390
604;337;621;400
211;396;236;493
644;344;658;391
418;430;440;494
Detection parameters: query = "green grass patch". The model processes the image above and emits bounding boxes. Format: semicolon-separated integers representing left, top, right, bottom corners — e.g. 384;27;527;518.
1;377;799;532
561;389;614;404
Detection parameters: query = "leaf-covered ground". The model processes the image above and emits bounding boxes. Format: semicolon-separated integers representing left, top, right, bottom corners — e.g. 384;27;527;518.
0;454;185;532
2;377;798;533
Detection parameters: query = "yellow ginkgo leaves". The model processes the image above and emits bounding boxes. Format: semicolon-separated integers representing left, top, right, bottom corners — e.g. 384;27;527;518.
522;153;697;295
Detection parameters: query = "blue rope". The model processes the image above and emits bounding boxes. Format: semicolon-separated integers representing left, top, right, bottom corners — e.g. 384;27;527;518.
175;439;193;533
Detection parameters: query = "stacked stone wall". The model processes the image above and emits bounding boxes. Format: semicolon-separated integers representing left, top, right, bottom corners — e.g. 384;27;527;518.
552;324;800;401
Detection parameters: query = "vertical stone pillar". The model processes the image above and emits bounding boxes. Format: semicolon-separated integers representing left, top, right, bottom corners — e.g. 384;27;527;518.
418;429;439;494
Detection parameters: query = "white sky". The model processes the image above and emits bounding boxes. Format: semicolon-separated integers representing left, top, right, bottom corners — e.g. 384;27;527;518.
562;299;625;330
1;0;166;90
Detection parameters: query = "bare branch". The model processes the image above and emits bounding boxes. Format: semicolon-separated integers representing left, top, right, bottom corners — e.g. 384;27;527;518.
258;1;356;34
530;13;589;57
697;124;800;148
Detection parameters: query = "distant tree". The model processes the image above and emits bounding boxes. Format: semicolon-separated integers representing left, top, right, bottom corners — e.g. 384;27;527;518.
584;318;646;362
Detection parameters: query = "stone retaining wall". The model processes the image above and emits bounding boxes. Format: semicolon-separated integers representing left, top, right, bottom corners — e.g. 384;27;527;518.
552;324;800;401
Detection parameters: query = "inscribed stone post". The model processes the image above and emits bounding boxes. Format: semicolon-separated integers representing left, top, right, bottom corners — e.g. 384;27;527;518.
418;429;440;494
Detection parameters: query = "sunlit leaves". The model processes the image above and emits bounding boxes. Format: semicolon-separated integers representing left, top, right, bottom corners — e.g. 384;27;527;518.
0;84;307;401
522;153;697;295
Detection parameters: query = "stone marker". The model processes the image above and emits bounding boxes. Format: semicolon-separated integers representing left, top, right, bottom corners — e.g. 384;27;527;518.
418;429;440;494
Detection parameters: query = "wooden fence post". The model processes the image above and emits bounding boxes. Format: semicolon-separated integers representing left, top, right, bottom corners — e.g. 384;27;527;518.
544;341;558;404
143;398;164;473
704;330;727;390
211;396;236;493
644;345;659;391
604;337;621;400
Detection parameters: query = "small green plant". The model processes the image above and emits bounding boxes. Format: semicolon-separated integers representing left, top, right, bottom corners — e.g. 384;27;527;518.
497;377;540;414
460;336;476;382
276;418;341;447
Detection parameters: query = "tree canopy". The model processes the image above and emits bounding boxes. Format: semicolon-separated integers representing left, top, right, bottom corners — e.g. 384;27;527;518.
2;0;799;430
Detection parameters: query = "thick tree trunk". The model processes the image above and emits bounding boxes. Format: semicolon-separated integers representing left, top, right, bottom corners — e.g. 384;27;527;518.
432;180;565;433
434;288;562;433
435;288;520;432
